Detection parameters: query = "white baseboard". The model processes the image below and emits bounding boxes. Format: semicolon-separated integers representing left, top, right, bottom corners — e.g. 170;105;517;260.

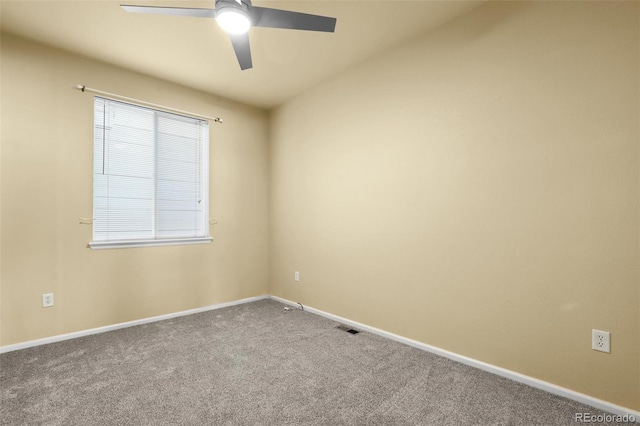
269;295;640;422
0;295;269;354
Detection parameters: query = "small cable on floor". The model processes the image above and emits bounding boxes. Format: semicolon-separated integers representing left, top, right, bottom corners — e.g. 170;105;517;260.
284;302;304;312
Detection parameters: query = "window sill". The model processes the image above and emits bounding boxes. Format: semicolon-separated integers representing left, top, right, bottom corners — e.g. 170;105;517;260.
88;237;213;250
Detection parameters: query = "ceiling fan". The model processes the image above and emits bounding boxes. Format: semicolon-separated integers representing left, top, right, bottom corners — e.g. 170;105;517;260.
121;0;337;70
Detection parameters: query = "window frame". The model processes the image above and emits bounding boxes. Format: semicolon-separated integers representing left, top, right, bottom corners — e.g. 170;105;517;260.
89;97;212;250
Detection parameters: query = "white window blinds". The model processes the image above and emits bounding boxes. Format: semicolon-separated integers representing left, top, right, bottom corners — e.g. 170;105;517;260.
91;97;211;249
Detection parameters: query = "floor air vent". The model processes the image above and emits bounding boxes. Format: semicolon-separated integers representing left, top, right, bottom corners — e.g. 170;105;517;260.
336;324;360;335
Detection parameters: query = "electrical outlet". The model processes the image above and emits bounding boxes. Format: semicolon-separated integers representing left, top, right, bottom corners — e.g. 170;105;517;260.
42;293;54;308
592;329;610;353
294;271;300;282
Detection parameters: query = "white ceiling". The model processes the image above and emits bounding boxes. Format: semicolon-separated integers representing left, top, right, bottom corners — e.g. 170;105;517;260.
1;0;482;108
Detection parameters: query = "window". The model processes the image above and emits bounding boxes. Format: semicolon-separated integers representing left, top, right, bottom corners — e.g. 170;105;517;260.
90;97;211;249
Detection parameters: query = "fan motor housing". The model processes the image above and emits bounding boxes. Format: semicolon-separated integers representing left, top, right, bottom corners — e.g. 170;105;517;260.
215;0;252;12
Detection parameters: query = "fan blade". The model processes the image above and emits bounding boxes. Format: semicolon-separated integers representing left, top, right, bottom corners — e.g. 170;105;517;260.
250;7;336;32
121;5;215;18
229;33;253;70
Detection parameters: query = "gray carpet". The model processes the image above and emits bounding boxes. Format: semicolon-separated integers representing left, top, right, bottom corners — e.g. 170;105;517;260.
0;299;620;425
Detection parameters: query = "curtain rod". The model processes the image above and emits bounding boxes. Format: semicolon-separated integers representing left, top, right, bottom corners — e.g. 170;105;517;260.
75;85;223;123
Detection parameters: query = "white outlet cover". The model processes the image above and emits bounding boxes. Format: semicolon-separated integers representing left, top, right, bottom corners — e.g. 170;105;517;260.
592;329;610;353
294;271;300;282
42;293;54;308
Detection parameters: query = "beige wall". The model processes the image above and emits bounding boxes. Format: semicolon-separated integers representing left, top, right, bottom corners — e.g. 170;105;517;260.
0;34;270;346
270;1;640;410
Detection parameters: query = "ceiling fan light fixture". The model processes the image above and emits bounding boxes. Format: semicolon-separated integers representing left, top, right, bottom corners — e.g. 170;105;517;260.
216;9;251;35
121;0;336;70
